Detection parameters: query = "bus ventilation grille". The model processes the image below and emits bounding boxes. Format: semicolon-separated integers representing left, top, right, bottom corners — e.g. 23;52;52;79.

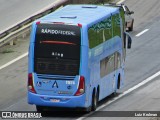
37;74;75;81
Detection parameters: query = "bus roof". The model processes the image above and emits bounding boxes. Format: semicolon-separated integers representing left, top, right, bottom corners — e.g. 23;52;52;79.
36;4;119;26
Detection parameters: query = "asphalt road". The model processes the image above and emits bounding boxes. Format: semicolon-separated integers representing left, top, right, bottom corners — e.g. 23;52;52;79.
119;0;160;91
0;0;61;33
0;0;160;120
85;77;160;120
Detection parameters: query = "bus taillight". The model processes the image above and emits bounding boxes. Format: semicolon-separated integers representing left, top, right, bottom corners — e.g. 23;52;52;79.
28;73;36;93
78;23;82;28
36;21;40;25
74;76;85;96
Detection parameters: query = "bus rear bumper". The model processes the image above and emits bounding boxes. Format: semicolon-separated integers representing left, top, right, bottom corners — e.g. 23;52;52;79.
28;92;88;108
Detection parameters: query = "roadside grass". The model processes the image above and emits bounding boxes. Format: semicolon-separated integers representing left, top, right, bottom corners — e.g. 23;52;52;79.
0;49;14;54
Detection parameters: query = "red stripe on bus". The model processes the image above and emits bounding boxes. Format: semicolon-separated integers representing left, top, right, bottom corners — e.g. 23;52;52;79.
40;41;76;45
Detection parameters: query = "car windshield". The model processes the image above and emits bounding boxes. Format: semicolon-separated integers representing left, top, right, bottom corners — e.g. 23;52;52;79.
124;6;130;13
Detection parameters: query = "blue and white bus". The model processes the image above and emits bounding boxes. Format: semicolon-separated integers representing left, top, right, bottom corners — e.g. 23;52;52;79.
28;4;132;112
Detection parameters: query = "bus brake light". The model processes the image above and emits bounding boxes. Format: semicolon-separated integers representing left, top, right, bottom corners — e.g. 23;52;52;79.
74;76;85;96
36;21;41;25
78;23;82;28
28;73;36;93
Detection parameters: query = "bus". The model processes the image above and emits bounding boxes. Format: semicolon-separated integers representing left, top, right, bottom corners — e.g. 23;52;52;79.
28;4;132;112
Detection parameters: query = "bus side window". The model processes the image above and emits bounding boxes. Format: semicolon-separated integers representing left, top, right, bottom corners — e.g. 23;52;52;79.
88;17;112;49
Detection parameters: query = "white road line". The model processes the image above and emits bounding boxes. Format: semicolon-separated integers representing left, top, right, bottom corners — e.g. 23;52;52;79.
0;52;28;70
136;29;149;37
76;70;160;120
117;0;126;4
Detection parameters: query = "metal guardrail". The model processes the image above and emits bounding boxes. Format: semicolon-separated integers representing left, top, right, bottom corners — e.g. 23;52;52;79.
0;0;68;47
0;0;111;47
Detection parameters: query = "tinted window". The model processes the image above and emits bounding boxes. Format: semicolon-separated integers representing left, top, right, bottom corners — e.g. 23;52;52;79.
88;17;112;49
35;24;81;60
112;13;121;38
34;24;81;76
100;52;121;78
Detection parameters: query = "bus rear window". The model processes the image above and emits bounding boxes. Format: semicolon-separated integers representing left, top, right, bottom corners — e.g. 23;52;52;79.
34;24;81;76
35;24;81;59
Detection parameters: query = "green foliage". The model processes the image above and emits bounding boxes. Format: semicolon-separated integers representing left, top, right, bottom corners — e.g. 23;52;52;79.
1;49;14;54
88;0;112;4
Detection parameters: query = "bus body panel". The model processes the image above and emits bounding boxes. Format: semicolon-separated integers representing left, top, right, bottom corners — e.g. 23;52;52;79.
88;36;123;101
28;92;86;108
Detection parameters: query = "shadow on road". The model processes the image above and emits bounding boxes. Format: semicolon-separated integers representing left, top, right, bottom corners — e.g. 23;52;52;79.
40;110;85;118
39;92;122;118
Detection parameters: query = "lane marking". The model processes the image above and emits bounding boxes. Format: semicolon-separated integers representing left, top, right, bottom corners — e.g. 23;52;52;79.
136;29;149;37
117;0;126;4
0;52;28;70
76;70;160;120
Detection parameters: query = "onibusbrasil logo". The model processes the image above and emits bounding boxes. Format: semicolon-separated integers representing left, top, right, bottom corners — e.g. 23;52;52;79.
1;112;42;119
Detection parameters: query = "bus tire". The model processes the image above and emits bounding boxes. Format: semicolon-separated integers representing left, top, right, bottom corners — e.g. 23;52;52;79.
117;75;121;89
36;105;44;113
91;90;97;111
85;106;92;113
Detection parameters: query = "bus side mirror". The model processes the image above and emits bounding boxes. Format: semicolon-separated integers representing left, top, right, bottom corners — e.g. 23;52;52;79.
129;11;134;14
127;35;132;49
124;32;132;49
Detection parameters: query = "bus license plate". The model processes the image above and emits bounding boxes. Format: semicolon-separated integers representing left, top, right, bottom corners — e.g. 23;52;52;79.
50;99;60;102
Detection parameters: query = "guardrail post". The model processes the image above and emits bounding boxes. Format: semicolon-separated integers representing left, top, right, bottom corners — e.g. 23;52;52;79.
9;40;14;46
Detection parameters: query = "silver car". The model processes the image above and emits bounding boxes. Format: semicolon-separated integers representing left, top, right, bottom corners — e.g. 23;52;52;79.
122;4;134;31
104;3;134;31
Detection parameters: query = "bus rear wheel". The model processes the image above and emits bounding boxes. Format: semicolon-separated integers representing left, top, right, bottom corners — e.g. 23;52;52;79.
36;105;44;113
91;91;97;111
